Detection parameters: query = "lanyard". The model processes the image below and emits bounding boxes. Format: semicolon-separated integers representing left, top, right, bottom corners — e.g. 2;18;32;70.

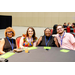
59;32;65;46
45;36;51;46
28;37;33;46
7;37;14;50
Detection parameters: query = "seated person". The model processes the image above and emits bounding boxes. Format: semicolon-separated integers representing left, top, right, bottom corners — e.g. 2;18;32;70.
37;28;59;47
0;27;16;55
63;22;67;32
56;25;75;50
20;27;37;48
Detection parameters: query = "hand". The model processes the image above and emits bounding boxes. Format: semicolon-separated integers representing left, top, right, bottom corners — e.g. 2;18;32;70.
0;51;5;55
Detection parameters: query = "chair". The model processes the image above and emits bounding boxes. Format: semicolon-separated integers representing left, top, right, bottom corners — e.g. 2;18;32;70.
16;34;27;48
73;29;75;37
73;29;75;33
16;36;22;48
67;27;70;33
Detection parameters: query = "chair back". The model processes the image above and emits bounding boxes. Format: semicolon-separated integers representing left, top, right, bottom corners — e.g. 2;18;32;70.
16;36;22;48
73;29;75;33
67;27;70;33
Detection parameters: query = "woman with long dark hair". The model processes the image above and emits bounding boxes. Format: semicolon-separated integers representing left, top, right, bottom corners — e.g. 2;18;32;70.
20;27;37;48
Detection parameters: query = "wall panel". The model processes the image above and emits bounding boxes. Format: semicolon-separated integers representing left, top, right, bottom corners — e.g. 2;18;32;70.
0;12;75;27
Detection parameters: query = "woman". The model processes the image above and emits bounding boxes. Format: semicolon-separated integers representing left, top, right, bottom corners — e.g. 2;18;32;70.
0;27;16;54
20;27;37;48
37;28;59;47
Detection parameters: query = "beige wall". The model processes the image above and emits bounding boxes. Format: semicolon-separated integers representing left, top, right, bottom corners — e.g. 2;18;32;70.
0;12;75;27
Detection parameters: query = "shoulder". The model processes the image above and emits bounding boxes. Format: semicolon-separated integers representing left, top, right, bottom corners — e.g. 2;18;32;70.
40;36;42;39
65;33;73;36
22;34;27;37
54;34;59;38
12;38;16;40
33;37;38;42
0;38;5;44
20;36;26;41
54;37;57;41
39;36;43;40
38;36;43;42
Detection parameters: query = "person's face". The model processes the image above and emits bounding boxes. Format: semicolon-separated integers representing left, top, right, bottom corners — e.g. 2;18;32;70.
44;29;51;37
28;28;34;37
6;30;13;38
57;26;64;34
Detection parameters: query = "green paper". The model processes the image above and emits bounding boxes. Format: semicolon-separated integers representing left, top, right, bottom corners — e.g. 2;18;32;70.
44;47;51;49
23;47;37;50
28;47;37;50
60;49;70;53
0;52;15;59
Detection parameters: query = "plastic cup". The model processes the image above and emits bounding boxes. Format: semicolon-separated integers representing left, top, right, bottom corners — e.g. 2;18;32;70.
25;47;29;53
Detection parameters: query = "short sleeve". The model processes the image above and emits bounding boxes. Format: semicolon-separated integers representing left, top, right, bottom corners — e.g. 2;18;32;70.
33;37;37;43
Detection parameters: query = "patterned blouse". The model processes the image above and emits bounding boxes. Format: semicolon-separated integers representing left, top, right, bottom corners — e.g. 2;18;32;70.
22;34;37;47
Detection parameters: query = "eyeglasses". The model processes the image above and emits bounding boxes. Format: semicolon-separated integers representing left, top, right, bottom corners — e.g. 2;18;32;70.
57;28;62;31
7;31;13;34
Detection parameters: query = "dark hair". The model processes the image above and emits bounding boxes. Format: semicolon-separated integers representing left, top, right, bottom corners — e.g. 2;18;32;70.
52;24;58;34
26;27;37;40
44;28;51;32
64;22;66;24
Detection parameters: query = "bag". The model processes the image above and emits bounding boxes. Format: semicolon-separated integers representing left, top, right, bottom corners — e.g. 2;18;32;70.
13;48;23;53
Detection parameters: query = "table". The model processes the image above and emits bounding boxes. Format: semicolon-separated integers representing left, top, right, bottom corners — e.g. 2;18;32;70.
7;47;75;62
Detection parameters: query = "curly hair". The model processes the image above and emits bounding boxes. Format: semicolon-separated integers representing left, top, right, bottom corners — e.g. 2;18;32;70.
4;27;15;37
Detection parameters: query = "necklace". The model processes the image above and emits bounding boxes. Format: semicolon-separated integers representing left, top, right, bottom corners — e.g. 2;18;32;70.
7;37;14;50
59;32;65;46
28;37;33;46
45;36;51;46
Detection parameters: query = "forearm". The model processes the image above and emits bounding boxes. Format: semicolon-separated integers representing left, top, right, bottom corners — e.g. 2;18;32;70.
0;39;5;54
19;37;24;48
0;50;5;55
54;37;59;47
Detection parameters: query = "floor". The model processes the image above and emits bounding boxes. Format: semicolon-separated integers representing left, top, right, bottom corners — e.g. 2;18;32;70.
0;26;52;39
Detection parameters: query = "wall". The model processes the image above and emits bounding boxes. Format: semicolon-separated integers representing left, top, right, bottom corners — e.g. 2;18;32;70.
0;12;75;27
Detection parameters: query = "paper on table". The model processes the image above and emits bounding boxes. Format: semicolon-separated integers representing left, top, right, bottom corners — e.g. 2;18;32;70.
44;47;51;50
0;52;15;59
60;49;70;53
23;47;37;50
28;47;37;50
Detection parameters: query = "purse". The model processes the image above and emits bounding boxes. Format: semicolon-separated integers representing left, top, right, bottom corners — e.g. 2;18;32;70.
13;48;23;53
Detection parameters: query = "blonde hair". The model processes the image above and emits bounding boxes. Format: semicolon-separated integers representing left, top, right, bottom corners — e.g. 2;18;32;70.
4;27;15;37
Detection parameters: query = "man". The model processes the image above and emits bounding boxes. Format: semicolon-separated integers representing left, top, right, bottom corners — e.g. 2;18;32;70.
63;22;67;32
56;25;75;50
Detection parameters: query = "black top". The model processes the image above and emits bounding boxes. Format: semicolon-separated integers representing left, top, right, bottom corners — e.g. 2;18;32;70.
3;37;16;52
52;24;57;34
63;25;67;28
38;35;57;47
